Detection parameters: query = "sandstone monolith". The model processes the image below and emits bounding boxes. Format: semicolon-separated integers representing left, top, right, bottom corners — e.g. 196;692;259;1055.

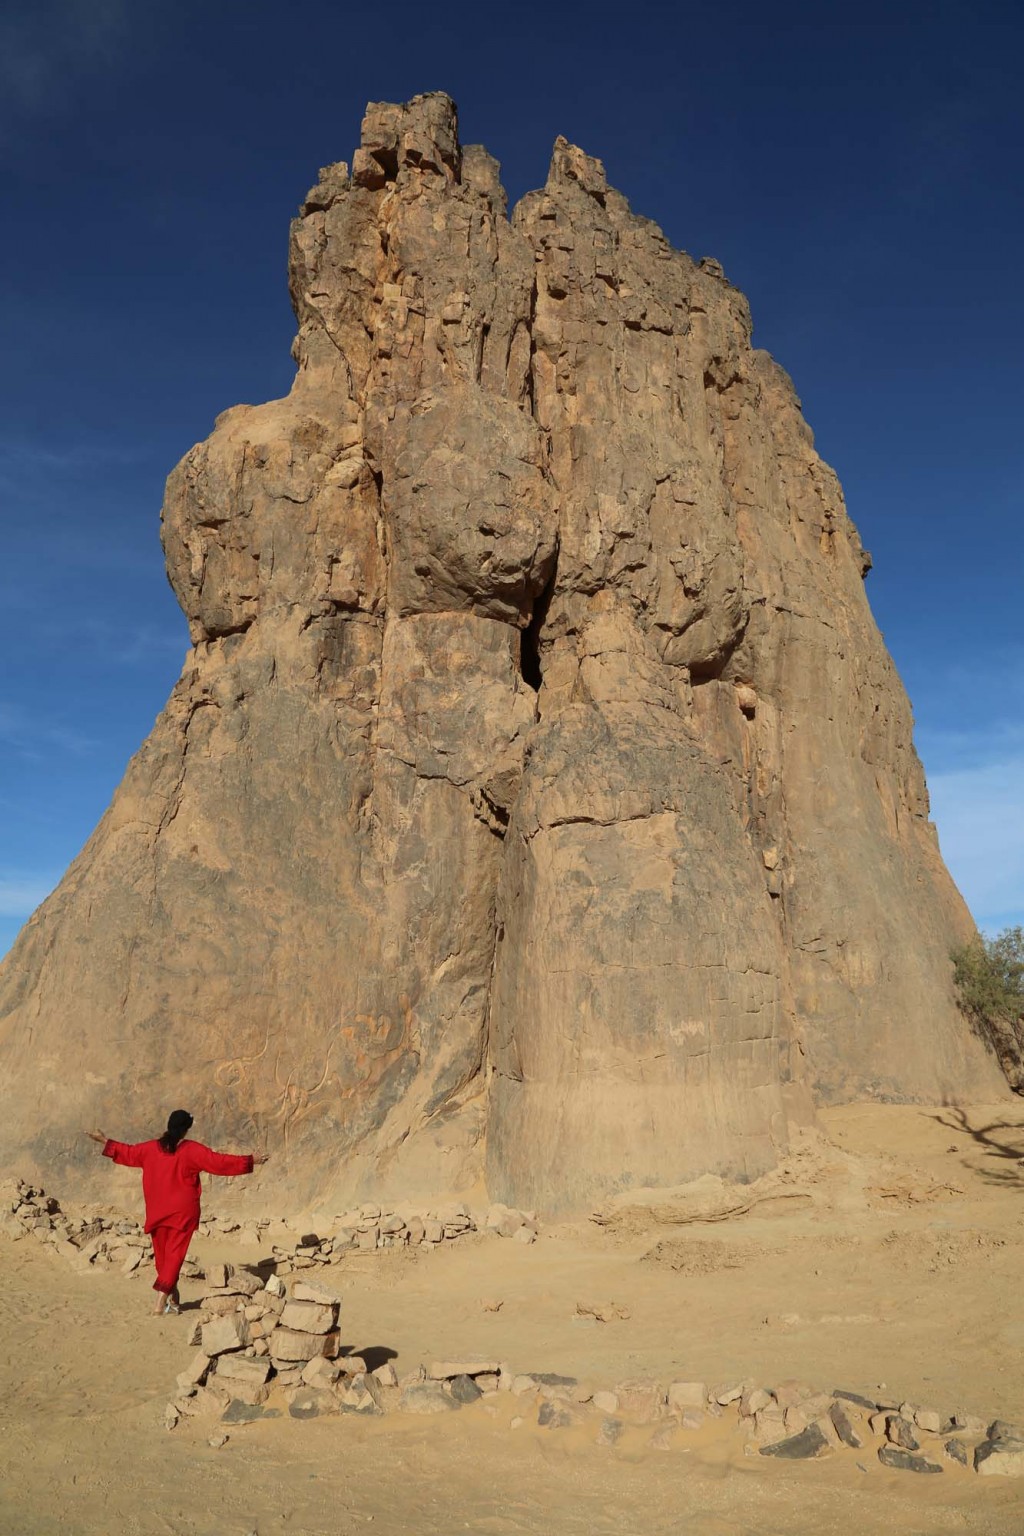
0;93;1006;1212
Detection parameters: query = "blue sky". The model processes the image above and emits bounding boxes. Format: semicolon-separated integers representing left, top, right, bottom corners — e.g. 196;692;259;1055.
1;0;1022;956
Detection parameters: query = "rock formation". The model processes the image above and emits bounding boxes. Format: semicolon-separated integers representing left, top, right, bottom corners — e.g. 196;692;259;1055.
0;94;1005;1212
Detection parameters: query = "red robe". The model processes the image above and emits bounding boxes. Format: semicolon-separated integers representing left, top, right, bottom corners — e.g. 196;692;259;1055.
103;1137;253;1292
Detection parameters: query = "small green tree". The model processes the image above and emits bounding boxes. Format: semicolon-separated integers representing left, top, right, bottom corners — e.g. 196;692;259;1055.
952;926;1024;1091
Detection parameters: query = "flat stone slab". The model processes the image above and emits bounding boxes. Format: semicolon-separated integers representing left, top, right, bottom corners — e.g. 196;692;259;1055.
279;1300;336;1335
269;1327;339;1362
759;1423;830;1460
291;1281;343;1305
221;1400;279;1425
212;1354;272;1385
878;1447;943;1474
200;1317;247;1357
428;1361;500;1380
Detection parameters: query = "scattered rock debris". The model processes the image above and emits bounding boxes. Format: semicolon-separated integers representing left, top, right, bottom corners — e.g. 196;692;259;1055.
4;1177;1020;1478
0;1179;540;1280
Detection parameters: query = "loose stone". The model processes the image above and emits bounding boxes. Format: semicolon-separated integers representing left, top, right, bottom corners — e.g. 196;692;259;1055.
221;1400;272;1425
201;1317;248;1357
288;1389;335;1419
759;1423;830;1460
974;1439;1024;1477
538;1402;574;1430
829;1401;864;1449
449;1375;483;1405
886;1416;920;1451
878;1447;943;1474
279;1300;336;1335
399;1382;460;1415
596;1417;624;1447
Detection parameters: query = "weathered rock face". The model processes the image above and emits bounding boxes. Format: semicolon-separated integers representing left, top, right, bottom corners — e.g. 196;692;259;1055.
0;94;1005;1212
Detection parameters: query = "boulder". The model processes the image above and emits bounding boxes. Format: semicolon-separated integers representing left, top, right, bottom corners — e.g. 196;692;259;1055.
0;91;1006;1213
975;1439;1024;1477
399;1382;460;1415
449;1375;483;1405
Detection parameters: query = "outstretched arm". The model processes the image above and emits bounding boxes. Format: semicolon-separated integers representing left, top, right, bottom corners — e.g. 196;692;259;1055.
190;1144;268;1177
87;1130;147;1168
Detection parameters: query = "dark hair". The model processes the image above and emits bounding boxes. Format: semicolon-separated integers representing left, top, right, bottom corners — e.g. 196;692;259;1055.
159;1109;193;1153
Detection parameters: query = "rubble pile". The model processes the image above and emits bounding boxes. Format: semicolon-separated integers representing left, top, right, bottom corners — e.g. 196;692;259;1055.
0;1177;198;1282
2;1178;538;1283
199;1201;538;1272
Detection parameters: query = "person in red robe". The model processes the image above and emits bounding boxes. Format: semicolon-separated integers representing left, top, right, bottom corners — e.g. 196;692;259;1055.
86;1110;268;1314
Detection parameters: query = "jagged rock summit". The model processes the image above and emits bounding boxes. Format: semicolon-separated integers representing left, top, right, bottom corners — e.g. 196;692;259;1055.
0;93;1005;1211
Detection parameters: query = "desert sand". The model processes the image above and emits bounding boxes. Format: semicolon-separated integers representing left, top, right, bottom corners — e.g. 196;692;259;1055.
3;1102;1024;1535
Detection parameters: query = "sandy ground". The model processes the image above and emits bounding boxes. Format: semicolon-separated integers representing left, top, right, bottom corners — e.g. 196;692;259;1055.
3;1101;1024;1536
